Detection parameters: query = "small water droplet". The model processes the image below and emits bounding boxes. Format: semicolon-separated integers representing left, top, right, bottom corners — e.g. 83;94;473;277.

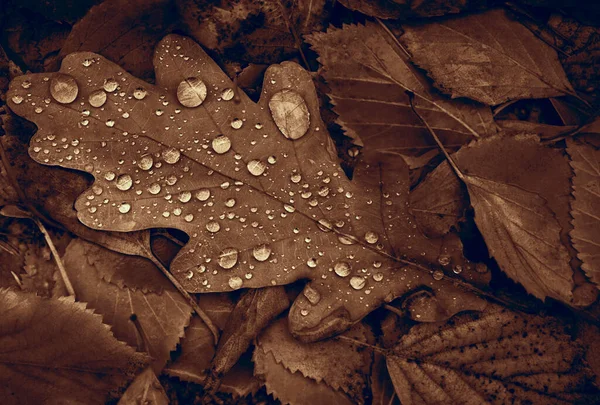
290;173;302;183
452;265;463;274
116;174;133;191
119;203;131;214
105;119;115;127
247;160;266;176
196;189;211;201
373;273;384;282
334;262;351;277
133;87;147;100
364;231;379;244
138;155;153;170
11;95;23;105
21;80;31;89
92;185;103;195
212;136;231;154
225;198;236;208
218;247;239;269
221;88;234;101
306;258;318;268
103;78;118;92
269;89;310;140
228;276;243;290
300;309;309;316
177;77;207;107
148;183;161;195
104;171;116;181
231;118;243;129
303;285;321;304
438;255;451;266
252;244;272;262
184;214;194;222
82;59;93;67
162;147;181;164
206;221;221;233
350;276;366;290
255;123;263;130
155;109;164;116
317;219;333;232
50;73;79;104
88;89;107;107
432;270;444;281
268;155;277;164
337;235;356;245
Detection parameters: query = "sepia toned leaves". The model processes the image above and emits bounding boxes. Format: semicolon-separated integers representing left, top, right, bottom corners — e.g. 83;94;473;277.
386;305;599;404
401;9;576;105
338;0;488;19
118;367;169;405
307;22;496;157
62;239;192;371
567;140;600;287
0;288;149;404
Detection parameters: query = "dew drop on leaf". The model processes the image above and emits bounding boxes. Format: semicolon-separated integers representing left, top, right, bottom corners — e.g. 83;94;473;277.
338;235;356;245
221;88;234;101
373;273;384;282
105;119;115;127
252;244;272;262
162;147;181;164
103;78;118;92
178;191;192;203
88;90;107;107
317;218;333;232
195;189;211;201
50;73;78;104
438;254;451;266
133;87;147;100
452;265;463;274
268;89;310;140
218;247;239;269
184;214;194;222
334;262;351;277
283;204;295;213
206;221;221;233
228;276;243;290
92;185;103;195
290;173;302;183
432;270;444;281
212;136;231;154
138;155;153;171
225;198;236;208
307;258;318;268
364;231;379;244
148;183;161;195
350;276;366;290
104;171;116;181
119;203;131;214
268;155;277;164
21;80;31;89
231;118;243;129
303;285;321;304
247;160;266;176
177;77;207;108
116;174;133;191
11;95;23;104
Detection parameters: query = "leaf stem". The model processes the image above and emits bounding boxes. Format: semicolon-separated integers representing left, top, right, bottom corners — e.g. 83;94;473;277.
335;335;388;355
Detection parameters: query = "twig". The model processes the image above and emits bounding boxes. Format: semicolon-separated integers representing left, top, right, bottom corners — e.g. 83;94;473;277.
384;304;404;318
376;18;411;59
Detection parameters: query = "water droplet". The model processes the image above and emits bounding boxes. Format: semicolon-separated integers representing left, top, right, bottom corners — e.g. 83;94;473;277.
105;119;115;127
104;171;116;181
303;285;321;304
162;147;181;164
300;309;309;316
221;88;234;101
119;203;131;214
247;160;266;176
438;255;451;266
21;80;31;89
155;109;164;116
212;136;231;154
103;78;118;92
228;276;243;290
317;219;333;232
307;258;318;268
148;183;161;195
283;204;295;213
179;191;192;203
290;173;302;183
218;247;239;269
184;214;194;222
269;89;310;140
350;276;366;290
50;73;78;104
92;185;103;195
268;155;277;164
337;235;356;245
252;244;272;262
206;221;221;233
195;189;211;201
166;175;178;186
116;174;133;191
82;58;93;67
231;118;243;129
11;95;23;104
364;231;379;244
133;87;147;100
432;270;444;281
334;262;351;277
88;90;107;107
177;77;207;107
225;198;236;208
138;155;153;170
373;273;384;282
452;265;463;274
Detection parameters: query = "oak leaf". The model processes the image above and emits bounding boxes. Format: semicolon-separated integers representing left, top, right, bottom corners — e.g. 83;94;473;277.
386;305;599;404
400;9;576;105
9;34;476;342
567;140;600;287
0;288;149;404
306;22;496;157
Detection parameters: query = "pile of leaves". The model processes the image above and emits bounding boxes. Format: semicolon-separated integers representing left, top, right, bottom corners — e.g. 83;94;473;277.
1;0;600;403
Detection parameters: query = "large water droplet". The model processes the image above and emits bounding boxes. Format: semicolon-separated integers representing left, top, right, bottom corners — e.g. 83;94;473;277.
89;90;107;107
104;171;116;181
231;118;243;129
307;258;318;268
334;262;350;277
206;221;221;233
162;147;181;164
350;276;366;290
228;276;243;290
119;203;131;214
303;285;321;305
50;73;78;104
138;155;153;171
373;273;384;282
212;136;231;154
268;89;310;140
177;77;207;108
364;231;379;244
247;160;266;176
432;270;444;281
103;78;118;92
252;244;272;262
290;173;302;183
178;191;192;203
133;87;147;100
221;88;234;101
148;183;161;195
195;189;211;201
116;174;133;191
218;247;239;269
11;95;23;105
438;255;451;266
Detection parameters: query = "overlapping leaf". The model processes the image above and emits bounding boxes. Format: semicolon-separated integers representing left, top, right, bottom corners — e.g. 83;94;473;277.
118;367;169;405
567;140;600;287
386;305;599;404
0;288;149;404
8;34;481;341
401;9;576;105
306;22;496;156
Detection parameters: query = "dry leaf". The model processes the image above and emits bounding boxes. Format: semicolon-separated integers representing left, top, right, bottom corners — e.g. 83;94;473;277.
118;367;169;405
386;305;599;404
567;140;600;287
7;34;484;342
62;239;192;371
401;9;576;105
339;0;488;19
0;288;149;404
307;22;496;156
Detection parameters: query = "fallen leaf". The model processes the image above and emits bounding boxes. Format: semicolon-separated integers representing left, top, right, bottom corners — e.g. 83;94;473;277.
0;288;149;404
496;120;577;141
118;367;169;405
62;239;192;371
401;9;576;105
9;34;478;342
567;140;600;287
307;22;496;157
386;304;599;404
177;0;330;64
338;0;488;19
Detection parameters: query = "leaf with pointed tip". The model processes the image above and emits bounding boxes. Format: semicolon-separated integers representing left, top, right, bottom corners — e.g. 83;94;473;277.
62;239;192;371
9;34;478;342
0;288;149;404
118;367;169;405
567;140;600;287
386;305;599;404
306;22;496;156
401;9;575;105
